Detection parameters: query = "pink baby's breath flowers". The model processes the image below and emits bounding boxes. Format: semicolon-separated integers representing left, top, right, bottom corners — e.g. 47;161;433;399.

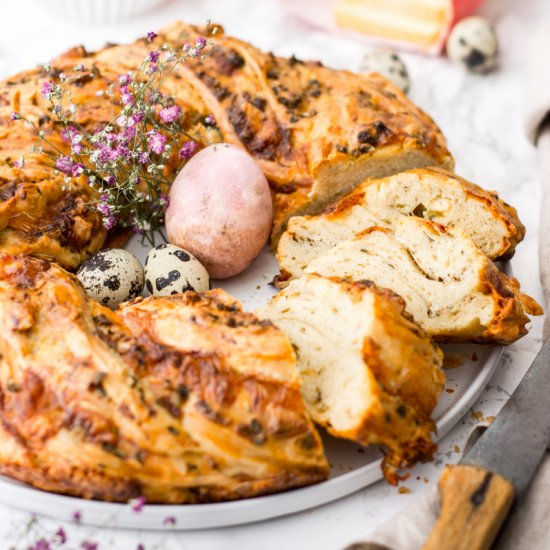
61;125;79;142
178;140;198;159
130;495;147;512
116;144;131;160
116;114;128;127
122;125;137;141
119;73;131;86
41;80;53;98
55;527;67;544
104;215;117;230
146;50;160;63
30;539;51;550
159;105;181;124
102;131;117;143
97;197;112;217
163;515;177;526
56;155;74;174
72;163;85;177
196;36;207;49
12;27;208;245
148;90;163;104
129;112;143;126
147;130;167;155
62;125;83;154
121;92;134;105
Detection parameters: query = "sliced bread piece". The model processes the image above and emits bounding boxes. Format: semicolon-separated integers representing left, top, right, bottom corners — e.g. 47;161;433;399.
277;168;524;280
258;274;445;483
303;218;542;344
356;168;524;260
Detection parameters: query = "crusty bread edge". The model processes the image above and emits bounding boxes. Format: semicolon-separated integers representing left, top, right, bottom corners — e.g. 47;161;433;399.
270;148;454;245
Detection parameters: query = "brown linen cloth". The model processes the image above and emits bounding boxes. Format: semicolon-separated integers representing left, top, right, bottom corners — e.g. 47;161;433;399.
343;21;550;550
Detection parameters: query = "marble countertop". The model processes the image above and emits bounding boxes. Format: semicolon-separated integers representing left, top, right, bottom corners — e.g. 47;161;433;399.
0;0;547;548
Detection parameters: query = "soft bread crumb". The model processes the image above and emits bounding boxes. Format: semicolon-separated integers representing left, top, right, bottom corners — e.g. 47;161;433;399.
259;274;445;483
302;217;540;344
277;167;525;281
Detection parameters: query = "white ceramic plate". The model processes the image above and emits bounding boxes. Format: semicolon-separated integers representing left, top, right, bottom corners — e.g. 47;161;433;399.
0;240;504;530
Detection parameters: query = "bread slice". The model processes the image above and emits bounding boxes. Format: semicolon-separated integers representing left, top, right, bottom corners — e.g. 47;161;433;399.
258;274;445;483
277;168;524;281
302;218;542;344
355;168;524;260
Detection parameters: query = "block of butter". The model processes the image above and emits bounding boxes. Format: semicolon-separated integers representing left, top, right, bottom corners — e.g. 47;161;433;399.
334;0;484;53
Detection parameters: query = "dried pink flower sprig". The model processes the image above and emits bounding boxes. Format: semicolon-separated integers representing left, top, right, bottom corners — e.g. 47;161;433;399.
11;29;215;245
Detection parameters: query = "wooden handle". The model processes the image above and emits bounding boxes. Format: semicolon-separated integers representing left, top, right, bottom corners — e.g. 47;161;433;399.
423;465;515;550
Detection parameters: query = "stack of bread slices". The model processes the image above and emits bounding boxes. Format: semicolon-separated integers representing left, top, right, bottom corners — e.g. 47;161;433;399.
260;167;542;481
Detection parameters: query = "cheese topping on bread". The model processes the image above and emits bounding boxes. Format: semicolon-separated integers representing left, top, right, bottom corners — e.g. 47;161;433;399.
0;22;453;268
0;253;328;503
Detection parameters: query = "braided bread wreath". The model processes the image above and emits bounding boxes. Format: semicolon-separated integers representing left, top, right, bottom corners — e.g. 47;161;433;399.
0;21;537;522
0;21;451;270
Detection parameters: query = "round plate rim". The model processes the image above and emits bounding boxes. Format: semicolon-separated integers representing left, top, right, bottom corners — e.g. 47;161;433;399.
0;345;503;530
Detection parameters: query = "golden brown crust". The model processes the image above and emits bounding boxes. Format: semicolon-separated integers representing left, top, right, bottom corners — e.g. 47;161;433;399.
0;253;328;503
340;278;444;482
433;167;525;260
474;270;543;345
0;22;452;268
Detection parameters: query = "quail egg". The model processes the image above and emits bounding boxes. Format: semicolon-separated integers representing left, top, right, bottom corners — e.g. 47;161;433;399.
76;249;144;309
145;244;210;297
446;17;498;74
360;49;410;93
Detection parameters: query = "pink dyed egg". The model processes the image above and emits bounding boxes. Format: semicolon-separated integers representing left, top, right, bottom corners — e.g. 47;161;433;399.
166;144;273;279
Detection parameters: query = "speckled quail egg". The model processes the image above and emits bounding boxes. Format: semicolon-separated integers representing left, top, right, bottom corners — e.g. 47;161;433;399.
360;49;410;93
76;249;144;309
446;17;498;74
145;244;210;297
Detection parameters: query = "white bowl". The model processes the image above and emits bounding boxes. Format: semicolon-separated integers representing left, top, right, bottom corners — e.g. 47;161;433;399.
36;0;169;23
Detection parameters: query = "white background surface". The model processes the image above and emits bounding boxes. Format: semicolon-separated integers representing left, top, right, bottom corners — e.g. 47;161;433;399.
0;0;547;548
